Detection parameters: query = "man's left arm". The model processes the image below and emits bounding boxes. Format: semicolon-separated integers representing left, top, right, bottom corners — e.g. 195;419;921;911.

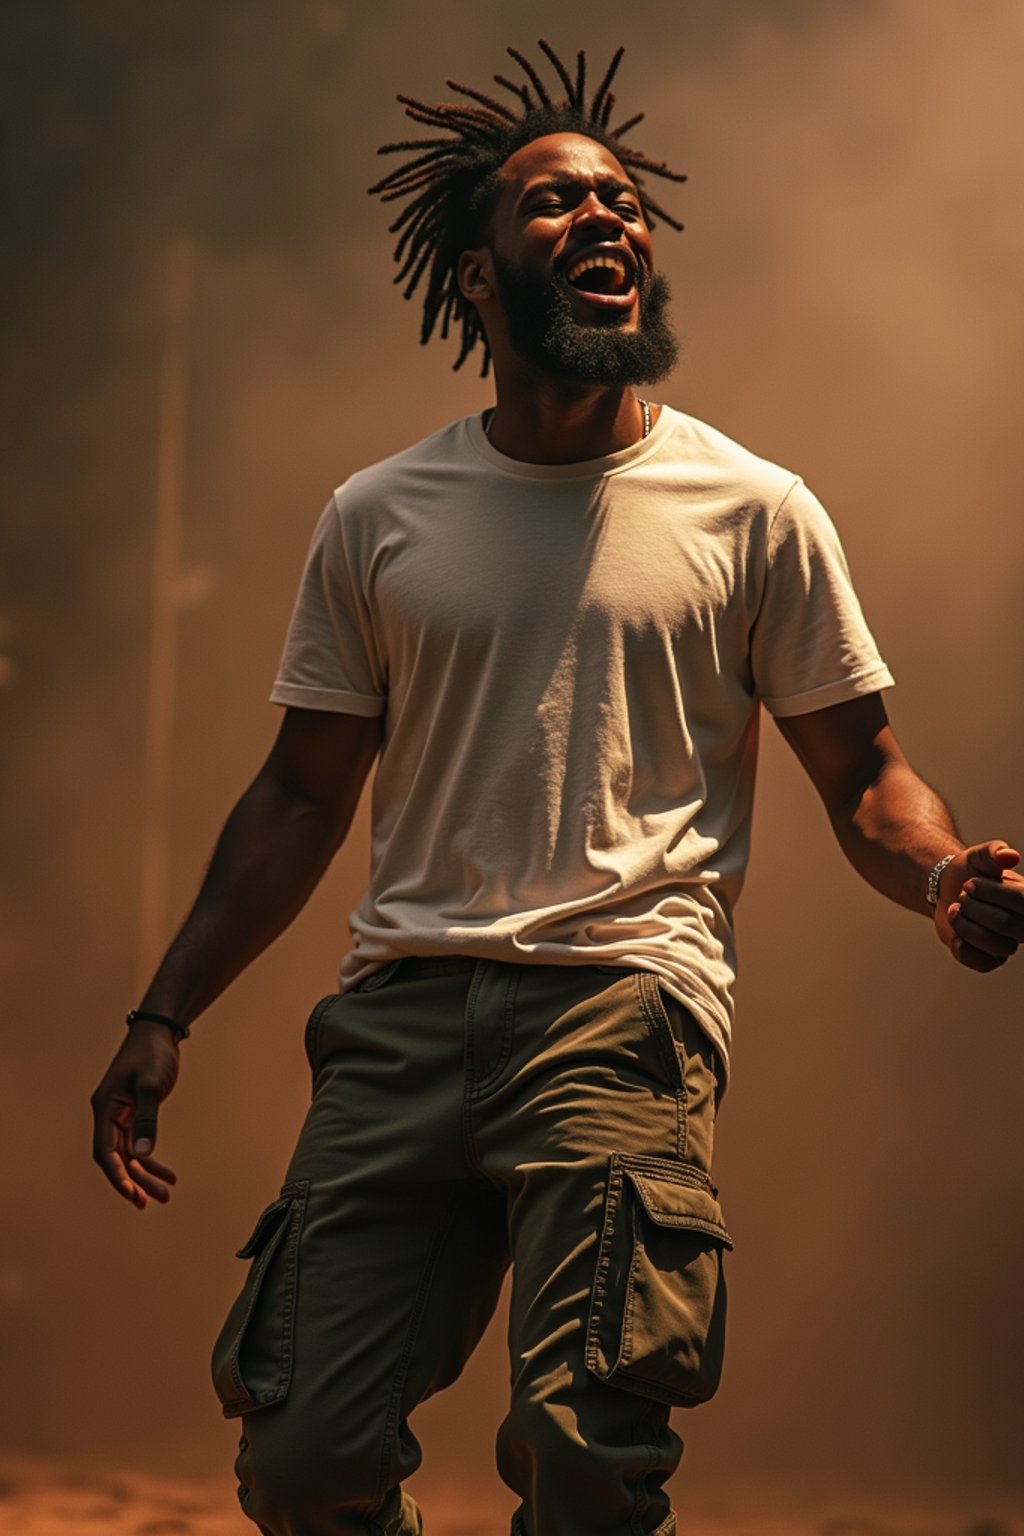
775;691;1023;973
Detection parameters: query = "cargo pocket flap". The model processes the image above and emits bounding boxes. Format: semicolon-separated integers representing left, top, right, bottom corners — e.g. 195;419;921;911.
586;1156;731;1408
624;1167;733;1249
212;1179;309;1418
235;1195;292;1260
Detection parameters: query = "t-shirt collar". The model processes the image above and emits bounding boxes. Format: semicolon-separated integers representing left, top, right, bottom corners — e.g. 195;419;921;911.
464;404;675;481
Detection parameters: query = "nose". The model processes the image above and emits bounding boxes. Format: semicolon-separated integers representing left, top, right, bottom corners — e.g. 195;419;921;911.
571;192;625;238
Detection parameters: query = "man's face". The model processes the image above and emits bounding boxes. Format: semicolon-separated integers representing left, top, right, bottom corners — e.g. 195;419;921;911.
483;133;678;386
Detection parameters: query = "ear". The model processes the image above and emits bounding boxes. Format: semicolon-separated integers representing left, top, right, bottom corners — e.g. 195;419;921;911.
457;248;495;303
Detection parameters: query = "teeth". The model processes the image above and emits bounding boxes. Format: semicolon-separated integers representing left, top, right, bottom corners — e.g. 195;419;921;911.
566;253;630;285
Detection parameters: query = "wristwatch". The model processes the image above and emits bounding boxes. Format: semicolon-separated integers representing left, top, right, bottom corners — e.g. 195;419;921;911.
926;852;957;907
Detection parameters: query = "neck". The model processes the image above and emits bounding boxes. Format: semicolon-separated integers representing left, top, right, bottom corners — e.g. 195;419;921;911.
484;373;654;464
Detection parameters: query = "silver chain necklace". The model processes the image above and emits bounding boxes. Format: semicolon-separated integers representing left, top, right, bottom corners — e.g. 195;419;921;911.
484;398;653;443
639;398;652;439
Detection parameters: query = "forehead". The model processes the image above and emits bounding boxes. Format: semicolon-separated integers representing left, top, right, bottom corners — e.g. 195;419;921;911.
497;132;637;201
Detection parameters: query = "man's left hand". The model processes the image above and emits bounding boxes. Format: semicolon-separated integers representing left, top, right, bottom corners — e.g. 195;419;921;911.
936;841;1024;972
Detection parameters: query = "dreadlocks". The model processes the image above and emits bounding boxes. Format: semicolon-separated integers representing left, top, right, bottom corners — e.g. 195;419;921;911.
368;40;687;376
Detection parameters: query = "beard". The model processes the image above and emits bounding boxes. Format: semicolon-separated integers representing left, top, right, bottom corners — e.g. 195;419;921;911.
491;252;679;387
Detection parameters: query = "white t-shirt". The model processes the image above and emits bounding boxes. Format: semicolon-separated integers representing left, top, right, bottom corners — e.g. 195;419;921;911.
271;406;894;1077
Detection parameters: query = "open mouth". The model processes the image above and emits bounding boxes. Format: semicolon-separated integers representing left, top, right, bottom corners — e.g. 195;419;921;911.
562;248;638;308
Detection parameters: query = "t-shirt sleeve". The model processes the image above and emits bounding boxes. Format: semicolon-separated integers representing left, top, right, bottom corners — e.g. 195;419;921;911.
269;491;386;716
750;477;894;717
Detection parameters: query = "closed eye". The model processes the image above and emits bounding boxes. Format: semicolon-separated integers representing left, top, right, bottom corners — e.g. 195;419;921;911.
529;198;641;223
522;179;644;219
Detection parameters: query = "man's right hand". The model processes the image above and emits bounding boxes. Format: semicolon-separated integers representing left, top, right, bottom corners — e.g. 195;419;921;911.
91;1022;181;1209
88;706;384;1210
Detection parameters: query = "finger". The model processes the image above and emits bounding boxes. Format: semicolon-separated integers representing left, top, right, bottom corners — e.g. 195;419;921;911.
130;1080;163;1158
959;875;1024;911
966;842;1021;876
95;1143;146;1205
97;1145;149;1207
952;936;1009;973
949;906;1018;958
135;1153;177;1185
126;1159;173;1203
93;1099;146;1205
957;889;1024;943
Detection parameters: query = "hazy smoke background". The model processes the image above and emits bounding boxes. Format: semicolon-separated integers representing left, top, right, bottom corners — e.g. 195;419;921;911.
1;0;1022;1527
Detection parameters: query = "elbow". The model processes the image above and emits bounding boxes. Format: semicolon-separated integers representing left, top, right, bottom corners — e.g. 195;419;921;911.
251;761;355;852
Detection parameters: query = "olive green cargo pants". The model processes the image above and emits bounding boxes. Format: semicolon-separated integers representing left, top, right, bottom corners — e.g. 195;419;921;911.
211;958;731;1536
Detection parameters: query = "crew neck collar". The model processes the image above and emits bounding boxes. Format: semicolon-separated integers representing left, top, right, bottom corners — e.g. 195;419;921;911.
464;404;676;481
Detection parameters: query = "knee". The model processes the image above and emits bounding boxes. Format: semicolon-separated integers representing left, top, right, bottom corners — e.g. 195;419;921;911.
497;1381;679;1533
236;1417;386;1532
496;1388;593;1484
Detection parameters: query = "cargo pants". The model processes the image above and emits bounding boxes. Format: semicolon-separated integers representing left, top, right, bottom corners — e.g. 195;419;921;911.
211;958;731;1536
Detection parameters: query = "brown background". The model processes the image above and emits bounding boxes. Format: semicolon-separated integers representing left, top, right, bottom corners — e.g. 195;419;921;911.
1;0;1022;1528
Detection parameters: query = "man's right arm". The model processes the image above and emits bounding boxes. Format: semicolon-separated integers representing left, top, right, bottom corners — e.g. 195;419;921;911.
91;705;383;1209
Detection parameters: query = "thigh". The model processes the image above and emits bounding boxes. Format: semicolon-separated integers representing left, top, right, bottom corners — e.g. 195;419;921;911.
502;968;730;1398
211;980;511;1508
475;964;720;1174
478;967;731;1535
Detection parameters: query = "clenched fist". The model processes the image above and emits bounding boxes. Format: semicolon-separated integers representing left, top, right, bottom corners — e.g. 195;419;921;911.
934;841;1023;973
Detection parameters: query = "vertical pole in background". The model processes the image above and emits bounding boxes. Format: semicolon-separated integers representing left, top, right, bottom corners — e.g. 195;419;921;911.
136;236;196;996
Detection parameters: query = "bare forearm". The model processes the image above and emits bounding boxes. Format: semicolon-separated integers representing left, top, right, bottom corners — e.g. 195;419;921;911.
833;759;963;916
776;697;1020;971
137;770;348;1027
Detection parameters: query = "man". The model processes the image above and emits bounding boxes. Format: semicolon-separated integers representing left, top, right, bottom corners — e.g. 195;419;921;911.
92;42;1022;1536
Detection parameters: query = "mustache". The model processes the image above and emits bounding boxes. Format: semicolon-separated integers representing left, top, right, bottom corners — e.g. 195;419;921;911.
491;253;679;388
495;254;664;316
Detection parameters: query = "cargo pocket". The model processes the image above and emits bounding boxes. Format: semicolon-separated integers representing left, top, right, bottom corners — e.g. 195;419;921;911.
585;1153;732;1408
211;1179;309;1418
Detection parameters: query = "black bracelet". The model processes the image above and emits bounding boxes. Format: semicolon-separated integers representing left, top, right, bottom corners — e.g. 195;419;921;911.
126;1009;190;1042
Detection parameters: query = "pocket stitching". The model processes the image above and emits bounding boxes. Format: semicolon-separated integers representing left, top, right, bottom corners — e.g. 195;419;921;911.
304;997;335;1075
635;973;687;1158
635;973;684;1090
618;1179;732;1383
625;1167;732;1245
617;1150;714;1192
355;958;401;993
584;1157;625;1380
585;1152;731;1407
216;1178;309;1416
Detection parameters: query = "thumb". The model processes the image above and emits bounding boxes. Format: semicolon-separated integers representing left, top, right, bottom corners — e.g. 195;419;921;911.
967;841;1020;876
132;1080;161;1158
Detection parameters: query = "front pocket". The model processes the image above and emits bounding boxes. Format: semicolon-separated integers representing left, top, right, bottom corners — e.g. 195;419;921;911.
646;976;720;1172
210;1179;309;1418
304;995;337;1075
585;1153;732;1408
352;958;401;993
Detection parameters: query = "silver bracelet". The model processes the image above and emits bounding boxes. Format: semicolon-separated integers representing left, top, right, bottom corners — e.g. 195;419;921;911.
926;852;957;907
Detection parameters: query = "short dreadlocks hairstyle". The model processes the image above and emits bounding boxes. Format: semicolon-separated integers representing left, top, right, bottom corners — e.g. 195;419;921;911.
368;40;686;376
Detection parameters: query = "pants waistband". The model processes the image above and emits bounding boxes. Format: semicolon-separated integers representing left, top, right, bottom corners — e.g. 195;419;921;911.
393;956;478;978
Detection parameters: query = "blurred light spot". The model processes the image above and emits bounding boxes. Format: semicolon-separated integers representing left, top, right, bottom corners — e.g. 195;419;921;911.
172;566;218;608
315;2;347;36
0;655;14;688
